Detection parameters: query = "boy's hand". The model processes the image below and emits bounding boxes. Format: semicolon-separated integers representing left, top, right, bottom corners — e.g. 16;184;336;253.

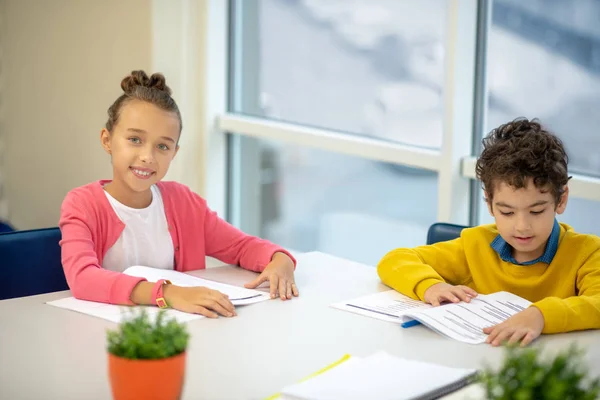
163;285;236;318
244;252;299;300
483;307;545;347
423;282;478;306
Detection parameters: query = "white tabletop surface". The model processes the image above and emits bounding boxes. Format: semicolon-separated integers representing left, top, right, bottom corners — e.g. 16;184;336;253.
1;251;599;400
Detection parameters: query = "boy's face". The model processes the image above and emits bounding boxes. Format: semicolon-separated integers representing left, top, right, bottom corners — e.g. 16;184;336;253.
486;179;568;264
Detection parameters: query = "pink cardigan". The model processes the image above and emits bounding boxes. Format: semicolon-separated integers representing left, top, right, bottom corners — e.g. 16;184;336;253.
58;180;295;305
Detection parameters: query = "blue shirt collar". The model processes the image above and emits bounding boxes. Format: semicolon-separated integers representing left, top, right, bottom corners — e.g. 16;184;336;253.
490;219;560;265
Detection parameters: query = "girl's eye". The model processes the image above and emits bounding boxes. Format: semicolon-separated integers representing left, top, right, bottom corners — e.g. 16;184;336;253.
158;144;169;151
129;137;141;144
531;210;545;215
500;211;514;216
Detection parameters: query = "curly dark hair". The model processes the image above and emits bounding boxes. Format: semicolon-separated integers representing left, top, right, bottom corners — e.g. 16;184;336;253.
476;118;571;206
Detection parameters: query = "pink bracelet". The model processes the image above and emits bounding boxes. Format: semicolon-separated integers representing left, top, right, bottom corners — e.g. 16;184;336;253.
151;279;171;308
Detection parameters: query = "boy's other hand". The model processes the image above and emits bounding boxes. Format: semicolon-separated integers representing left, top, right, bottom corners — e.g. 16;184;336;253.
483;306;545;347
423;282;478;307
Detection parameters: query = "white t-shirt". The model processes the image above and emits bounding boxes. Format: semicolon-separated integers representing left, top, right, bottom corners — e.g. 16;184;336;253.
102;185;174;272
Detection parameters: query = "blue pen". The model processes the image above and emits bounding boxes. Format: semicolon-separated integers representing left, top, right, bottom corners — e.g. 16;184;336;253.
401;319;421;328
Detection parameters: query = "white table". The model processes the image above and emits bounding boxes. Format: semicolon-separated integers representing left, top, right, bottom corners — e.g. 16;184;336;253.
1;251;599;400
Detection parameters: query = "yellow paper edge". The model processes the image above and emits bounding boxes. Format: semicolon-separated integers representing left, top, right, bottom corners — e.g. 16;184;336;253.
264;354;352;400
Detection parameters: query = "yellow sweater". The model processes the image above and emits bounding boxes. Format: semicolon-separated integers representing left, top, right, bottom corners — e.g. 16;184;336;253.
377;223;600;334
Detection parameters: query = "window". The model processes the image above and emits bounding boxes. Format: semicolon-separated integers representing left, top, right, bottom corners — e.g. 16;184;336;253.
485;0;600;176
477;0;600;235
226;0;472;263
229;136;438;265
231;0;448;149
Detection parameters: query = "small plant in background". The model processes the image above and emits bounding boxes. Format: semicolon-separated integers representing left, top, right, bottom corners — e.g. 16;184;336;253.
107;308;189;360
479;344;600;400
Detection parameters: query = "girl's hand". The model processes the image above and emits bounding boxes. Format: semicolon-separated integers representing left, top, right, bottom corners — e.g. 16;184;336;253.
423;282;478;306
244;252;299;300
483;307;545;347
163;285;236;318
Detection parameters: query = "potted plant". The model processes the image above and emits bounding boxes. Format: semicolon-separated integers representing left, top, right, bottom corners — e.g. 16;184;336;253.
479;344;600;400
107;308;190;400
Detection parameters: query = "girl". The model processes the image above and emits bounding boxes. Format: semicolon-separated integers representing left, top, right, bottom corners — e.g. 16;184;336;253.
59;70;298;318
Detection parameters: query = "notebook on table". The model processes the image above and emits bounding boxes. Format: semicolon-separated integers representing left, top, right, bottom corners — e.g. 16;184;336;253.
331;290;532;344
277;351;478;400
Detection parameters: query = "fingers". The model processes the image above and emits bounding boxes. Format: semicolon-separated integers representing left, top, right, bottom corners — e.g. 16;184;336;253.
178;287;236;318
212;291;236;316
203;301;234;317
430;297;441;307
196;293;236;318
278;278;287;300
291;282;299;297
451;287;474;303
507;330;527;346
191;305;218;319
520;332;535;347
244;273;268;289
440;293;460;304
488;327;514;346
485;326;535;347
270;275;279;299
458;286;478;298
244;272;299;300
485;325;500;344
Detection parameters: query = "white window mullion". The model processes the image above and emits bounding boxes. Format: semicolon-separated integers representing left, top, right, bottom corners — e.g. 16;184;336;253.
437;0;480;225
218;113;442;172
227;0;264;235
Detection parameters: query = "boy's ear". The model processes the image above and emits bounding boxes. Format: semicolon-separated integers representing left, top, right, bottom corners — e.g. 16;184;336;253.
556;185;569;215
100;129;112;154
484;191;494;216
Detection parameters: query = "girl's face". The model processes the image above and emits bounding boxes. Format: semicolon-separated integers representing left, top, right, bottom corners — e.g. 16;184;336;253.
100;100;180;205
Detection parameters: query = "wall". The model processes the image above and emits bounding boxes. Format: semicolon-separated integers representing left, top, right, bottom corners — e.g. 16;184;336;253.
0;1;6;224
2;0;152;229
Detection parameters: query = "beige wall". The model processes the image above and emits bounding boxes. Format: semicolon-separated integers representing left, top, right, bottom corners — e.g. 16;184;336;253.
2;0;152;229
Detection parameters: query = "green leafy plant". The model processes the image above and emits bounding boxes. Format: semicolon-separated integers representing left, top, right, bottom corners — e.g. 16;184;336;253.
479;344;600;400
107;308;190;360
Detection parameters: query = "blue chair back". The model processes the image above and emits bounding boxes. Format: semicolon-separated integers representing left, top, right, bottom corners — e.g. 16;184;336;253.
0;227;68;300
0;221;14;233
426;223;469;245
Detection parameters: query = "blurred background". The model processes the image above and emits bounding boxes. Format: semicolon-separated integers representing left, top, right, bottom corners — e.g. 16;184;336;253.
1;0;599;266
228;0;600;265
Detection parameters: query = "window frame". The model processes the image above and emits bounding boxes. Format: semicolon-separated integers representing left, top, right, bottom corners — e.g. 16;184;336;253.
196;0;600;236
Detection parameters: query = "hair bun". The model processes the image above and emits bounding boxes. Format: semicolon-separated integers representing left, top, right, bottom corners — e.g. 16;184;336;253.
121;70;172;96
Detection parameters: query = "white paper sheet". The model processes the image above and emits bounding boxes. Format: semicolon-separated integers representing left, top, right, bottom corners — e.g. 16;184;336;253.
46;297;202;324
46;266;271;323
280;351;476;400
122;265;270;305
330;290;432;323
404;291;532;344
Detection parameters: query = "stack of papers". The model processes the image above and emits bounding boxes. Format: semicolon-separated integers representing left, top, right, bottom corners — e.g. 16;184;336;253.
331;290;532;344
331;290;432;323
46;265;270;323
278;352;477;400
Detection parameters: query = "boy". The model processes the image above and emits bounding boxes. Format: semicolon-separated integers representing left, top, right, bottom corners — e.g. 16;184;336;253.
377;118;600;346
